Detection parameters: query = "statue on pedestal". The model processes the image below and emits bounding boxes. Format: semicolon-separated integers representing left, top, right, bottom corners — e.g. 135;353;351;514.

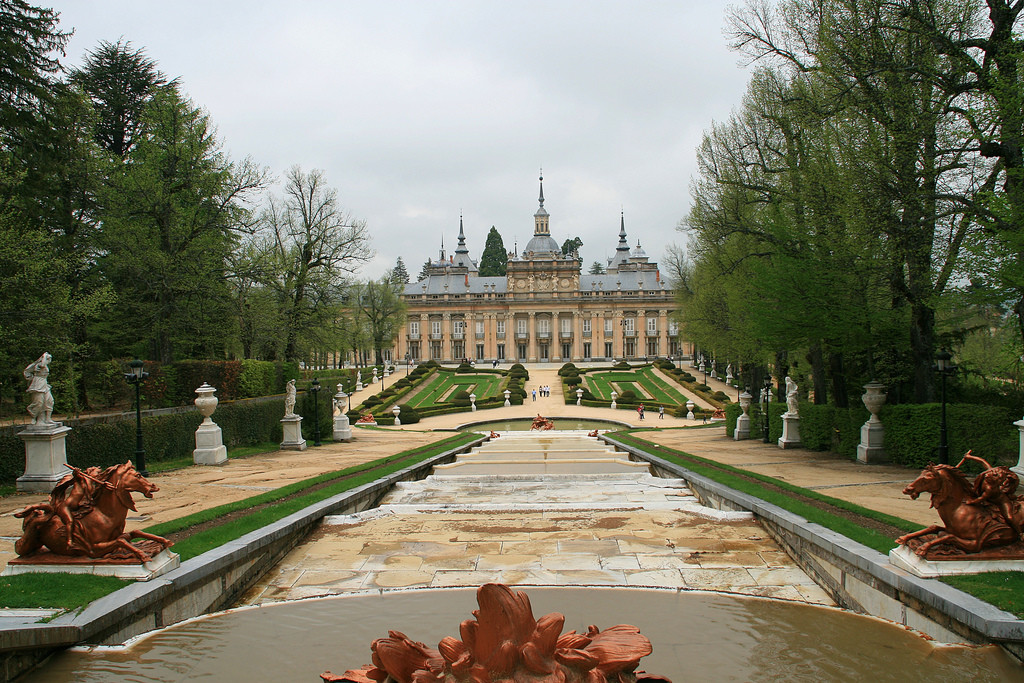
284;379;297;417
24;352;56;427
785;376;799;416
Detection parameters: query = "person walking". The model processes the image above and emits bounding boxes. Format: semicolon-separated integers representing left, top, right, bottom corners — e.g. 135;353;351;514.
532;389;537;402
638;403;645;420
659;405;665;420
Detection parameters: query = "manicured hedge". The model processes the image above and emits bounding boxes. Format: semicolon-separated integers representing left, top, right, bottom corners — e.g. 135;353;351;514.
724;401;1019;468
0;394;333;484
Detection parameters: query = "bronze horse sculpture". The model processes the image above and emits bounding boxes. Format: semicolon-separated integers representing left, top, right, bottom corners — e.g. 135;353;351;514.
14;461;173;563
897;453;1024;556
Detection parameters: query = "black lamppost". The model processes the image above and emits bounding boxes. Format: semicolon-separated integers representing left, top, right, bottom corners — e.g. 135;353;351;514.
702;356;709;387
762;374;772;444
934;350;957;464
405;352;410;376
310;378;322;447
124;359;149;476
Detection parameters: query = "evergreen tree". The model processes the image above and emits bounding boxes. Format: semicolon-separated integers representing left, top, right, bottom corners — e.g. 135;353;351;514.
561;236;583;257
588;261;606;274
69;39;171;158
392;256;409;284
478;225;507;276
418;258;432;281
0;0;69;140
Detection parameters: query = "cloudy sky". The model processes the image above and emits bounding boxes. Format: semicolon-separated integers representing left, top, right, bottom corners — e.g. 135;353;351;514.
48;1;753;278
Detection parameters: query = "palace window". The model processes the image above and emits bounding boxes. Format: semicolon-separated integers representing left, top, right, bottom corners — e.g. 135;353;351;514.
497;320;506;334
409;321;419;336
582;319;592;334
647;316;657;334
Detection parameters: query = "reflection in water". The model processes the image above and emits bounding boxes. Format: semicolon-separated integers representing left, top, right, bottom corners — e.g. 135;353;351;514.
24;588;1022;682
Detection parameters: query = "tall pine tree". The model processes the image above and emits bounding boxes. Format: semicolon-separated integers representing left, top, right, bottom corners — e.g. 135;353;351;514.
478;226;507;276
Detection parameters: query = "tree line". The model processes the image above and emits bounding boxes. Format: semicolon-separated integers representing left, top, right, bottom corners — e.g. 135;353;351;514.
0;3;405;415
680;0;1024;407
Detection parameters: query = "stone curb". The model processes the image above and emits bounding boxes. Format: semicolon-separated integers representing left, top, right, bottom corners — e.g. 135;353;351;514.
0;436;485;681
603;434;1024;646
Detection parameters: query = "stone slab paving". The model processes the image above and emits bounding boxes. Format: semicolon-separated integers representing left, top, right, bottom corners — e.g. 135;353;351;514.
238;433;834;607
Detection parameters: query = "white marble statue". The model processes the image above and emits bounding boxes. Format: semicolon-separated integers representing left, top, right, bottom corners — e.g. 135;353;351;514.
284;379;297;417
24;352;55;427
785;376;799;416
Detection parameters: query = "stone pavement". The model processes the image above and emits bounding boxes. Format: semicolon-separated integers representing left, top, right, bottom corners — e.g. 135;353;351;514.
239;432;832;606
1;362;933;583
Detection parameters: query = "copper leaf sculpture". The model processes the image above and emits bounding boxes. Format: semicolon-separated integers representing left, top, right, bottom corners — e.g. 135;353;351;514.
322;583;671;682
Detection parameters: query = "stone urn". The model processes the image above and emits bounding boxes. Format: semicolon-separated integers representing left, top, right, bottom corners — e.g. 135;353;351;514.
739;391;751;417
862;382;886;423
195;383;218;424
686;400;695;420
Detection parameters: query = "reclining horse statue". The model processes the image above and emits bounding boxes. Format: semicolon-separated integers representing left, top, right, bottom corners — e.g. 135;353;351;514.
14;461;173;563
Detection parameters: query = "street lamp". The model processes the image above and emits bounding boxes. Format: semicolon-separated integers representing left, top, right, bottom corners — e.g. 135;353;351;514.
934;350;957;464
405;352;410;376
762;374;772;444
124;359;149;476
310;378;322;446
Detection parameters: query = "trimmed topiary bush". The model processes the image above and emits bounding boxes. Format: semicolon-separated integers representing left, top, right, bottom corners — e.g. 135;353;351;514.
618;389;638;404
399;405;420;424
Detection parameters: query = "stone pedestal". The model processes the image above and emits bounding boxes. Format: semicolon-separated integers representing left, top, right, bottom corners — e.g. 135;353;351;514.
778;414;802;449
333;413;352;442
857;422;887;463
3;547;180;581
280;415;307;451
193;422;228;465
734;414;750;440
17;425;71;493
1012;418;1024;478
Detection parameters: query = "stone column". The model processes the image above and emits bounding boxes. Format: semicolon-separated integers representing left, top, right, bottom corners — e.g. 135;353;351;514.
857;382;887;463
658;309;669;359
1014;417;1024;478
528;311;537;362
17;424;71;493
193;383;228;465
442;312;452;362
734;390;752;440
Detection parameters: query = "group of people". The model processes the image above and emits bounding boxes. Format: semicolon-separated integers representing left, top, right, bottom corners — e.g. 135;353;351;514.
531;385;552;401
636;403;666;420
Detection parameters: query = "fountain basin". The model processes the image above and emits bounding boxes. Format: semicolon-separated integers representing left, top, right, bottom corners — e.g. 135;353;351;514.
23;587;1022;681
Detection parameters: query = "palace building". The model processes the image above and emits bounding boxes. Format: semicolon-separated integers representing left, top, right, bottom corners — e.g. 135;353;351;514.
394;175;687;364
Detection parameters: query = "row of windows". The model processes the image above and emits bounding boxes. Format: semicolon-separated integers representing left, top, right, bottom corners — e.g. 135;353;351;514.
409;318;678;335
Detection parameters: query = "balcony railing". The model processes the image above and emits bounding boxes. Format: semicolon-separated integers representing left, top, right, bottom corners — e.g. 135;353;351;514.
537;332;551;340
559;331;573;339
475;332;485;339
407;333;420;340
430;333;443;340
515;332;530;340
451;332;464;340
623;330;637;337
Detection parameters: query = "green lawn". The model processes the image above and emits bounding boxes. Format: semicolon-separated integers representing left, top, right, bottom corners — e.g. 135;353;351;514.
405;371;503;409
584;367;690;405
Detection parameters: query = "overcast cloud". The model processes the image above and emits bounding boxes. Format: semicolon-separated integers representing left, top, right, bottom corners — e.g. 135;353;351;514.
48;1;752;278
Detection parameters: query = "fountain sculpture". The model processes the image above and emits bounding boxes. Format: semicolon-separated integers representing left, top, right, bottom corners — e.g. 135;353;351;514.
531;414;555;431
897;451;1024;557
323;583;671;683
11;461;173;563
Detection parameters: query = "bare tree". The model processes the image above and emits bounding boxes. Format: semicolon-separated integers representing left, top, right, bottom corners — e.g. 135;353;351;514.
262;166;372;361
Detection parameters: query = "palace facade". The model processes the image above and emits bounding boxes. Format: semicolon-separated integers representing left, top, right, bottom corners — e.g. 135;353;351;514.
394;176;688;364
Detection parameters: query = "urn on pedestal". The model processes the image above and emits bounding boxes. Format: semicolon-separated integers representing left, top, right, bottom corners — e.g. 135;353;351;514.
734;390;752;440
193;383;228;465
857;382;888;463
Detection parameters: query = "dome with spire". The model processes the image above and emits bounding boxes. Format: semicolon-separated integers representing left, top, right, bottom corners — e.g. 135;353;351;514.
524;172;560;256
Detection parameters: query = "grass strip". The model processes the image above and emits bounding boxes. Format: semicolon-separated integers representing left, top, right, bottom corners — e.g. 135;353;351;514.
2;432;480;610
615;431;1024;620
611;431;919;553
0;573;130;610
942;572;1024;620
144;432;480;540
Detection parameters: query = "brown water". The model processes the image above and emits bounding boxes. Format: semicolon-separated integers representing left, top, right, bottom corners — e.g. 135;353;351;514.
25;588;1022;682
